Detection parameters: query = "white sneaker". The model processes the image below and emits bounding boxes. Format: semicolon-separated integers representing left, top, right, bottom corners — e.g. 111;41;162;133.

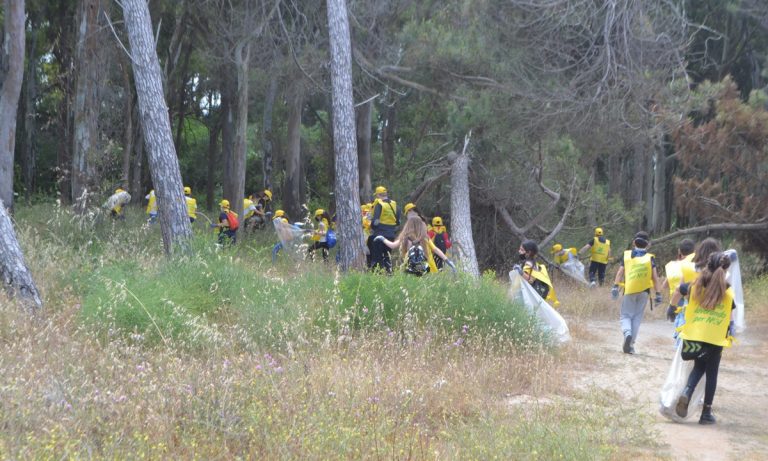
589;281;596;288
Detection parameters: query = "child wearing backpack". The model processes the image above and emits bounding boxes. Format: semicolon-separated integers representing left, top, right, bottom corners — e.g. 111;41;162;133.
428;216;452;270
375;216;455;276
308;208;333;262
213;199;239;245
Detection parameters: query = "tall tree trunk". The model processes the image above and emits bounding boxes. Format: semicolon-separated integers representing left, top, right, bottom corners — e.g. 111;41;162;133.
0;0;26;210
450;134;480;278
130;128;144;200
327;0;365;271
284;79;304;220
21;20;38;201
120;61;134;189
206;121;220;211
262;74;277;191
0;0;40;311
650;136;667;233
230;42;250;219
173;42;193;153
123;0;192;255
356;99;372;200
381;103;396;180
71;0;102;210
0;200;42;311
221;70;235;208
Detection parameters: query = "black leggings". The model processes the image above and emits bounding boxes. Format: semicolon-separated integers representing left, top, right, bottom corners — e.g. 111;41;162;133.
308;242;330;261
588;261;607;284
685;345;723;405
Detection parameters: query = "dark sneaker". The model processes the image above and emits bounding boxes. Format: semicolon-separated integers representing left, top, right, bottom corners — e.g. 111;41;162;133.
699;405;716;425
628;346;635;354
676;395;690;418
623;335;633;354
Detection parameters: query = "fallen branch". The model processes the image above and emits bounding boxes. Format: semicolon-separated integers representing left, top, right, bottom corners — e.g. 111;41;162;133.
652;221;768;245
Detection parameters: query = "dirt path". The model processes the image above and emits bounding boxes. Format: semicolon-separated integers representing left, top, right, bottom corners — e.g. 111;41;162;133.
566;316;768;460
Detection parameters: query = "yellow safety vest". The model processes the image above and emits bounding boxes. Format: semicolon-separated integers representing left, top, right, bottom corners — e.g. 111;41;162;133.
426;240;439;273
624;250;654;294
665;259;698;297
681;286;734;347
524;263;559;306
590;237;610;264
243;198;255;219
554;247;578;265
146;191;156;214
374;199;398;226
186;196;197;219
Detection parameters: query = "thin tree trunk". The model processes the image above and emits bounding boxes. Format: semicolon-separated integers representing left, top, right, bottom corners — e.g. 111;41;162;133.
123;0;192;255
262;74;277;191
356;99;372;200
0;0;26;209
221;70;235;207
71;0;102;211
230;42;250;219
206;121;220;211
450;133;480;277
381;103;396;180
173;43;192;153
650;136;666;233
0;200;42;311
284;79;304;220
130;128;144;200
120;62;134;189
327;0;366;271
21;18;38;201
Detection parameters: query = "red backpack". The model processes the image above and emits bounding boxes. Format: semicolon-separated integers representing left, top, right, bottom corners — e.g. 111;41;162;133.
226;211;240;231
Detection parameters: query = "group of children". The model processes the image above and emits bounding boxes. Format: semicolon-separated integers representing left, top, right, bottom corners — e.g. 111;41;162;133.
528;228;737;426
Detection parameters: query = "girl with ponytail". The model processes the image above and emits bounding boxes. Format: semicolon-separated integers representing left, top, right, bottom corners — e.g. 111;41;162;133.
669;252;735;425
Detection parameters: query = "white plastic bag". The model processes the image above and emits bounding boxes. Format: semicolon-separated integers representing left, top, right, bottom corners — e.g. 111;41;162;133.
659;343;705;422
273;219;309;260
723;249;745;333
103;190;131;210
560;255;589;285
508;271;571;344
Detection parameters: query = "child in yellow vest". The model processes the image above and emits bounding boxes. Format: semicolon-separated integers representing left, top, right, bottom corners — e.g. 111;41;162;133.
579;227;611;287
662;239;697;346
516;240;560;306
611;231;662;354
669;252;735;425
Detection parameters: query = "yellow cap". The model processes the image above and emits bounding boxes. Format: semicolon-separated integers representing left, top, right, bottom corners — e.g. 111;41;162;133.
374;186;387;195
314;208;325;217
404;203;416;214
115;188;125;194
595;227;604;236
551;243;563;253
361;203;372;212
184;186;191;195
264;190;272;200
219;199;230;208
432;216;443;226
273;209;285;219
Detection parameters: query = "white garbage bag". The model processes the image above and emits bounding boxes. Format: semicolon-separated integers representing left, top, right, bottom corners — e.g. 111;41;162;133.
273;219;309;260
659;343;705;422
724;249;745;333
103;190;131;210
508;271;571;344
560;255;589;285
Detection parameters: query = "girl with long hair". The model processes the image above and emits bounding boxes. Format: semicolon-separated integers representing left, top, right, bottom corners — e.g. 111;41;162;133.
375;216;454;275
670;252;735;424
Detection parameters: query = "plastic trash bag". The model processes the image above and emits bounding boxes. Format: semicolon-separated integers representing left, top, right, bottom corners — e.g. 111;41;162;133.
103;191;131;210
560;254;589;285
508;271;571;344
659;343;705;422
724;249;745;333
273;219;309;260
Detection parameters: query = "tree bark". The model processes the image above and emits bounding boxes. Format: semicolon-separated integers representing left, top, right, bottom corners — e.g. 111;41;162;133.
0;200;42;311
221;69;235;208
120;61;134;190
262;74;278;191
327;0;366;271
450;134;480;277
0;0;25;209
130;127;144;201
356;99;373;200
206;120;220;211
229;42;250;219
123;0;192;255
650;136;666;233
284;79;304;220
21;18;38;201
381;103;396;180
71;0;103;210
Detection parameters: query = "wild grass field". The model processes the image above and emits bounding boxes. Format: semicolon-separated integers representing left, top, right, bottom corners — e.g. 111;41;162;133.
9;204;752;459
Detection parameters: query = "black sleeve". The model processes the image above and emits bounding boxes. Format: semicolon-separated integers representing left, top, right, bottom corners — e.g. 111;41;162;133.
585;240;593;247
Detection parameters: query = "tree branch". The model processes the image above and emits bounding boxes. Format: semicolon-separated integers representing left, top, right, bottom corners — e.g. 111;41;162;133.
652;221;768;245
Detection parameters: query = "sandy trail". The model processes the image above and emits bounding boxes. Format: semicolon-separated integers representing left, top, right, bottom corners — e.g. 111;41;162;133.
566;315;768;460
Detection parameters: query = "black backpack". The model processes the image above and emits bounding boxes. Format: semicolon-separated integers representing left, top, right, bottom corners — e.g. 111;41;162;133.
406;239;429;276
432;232;447;253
